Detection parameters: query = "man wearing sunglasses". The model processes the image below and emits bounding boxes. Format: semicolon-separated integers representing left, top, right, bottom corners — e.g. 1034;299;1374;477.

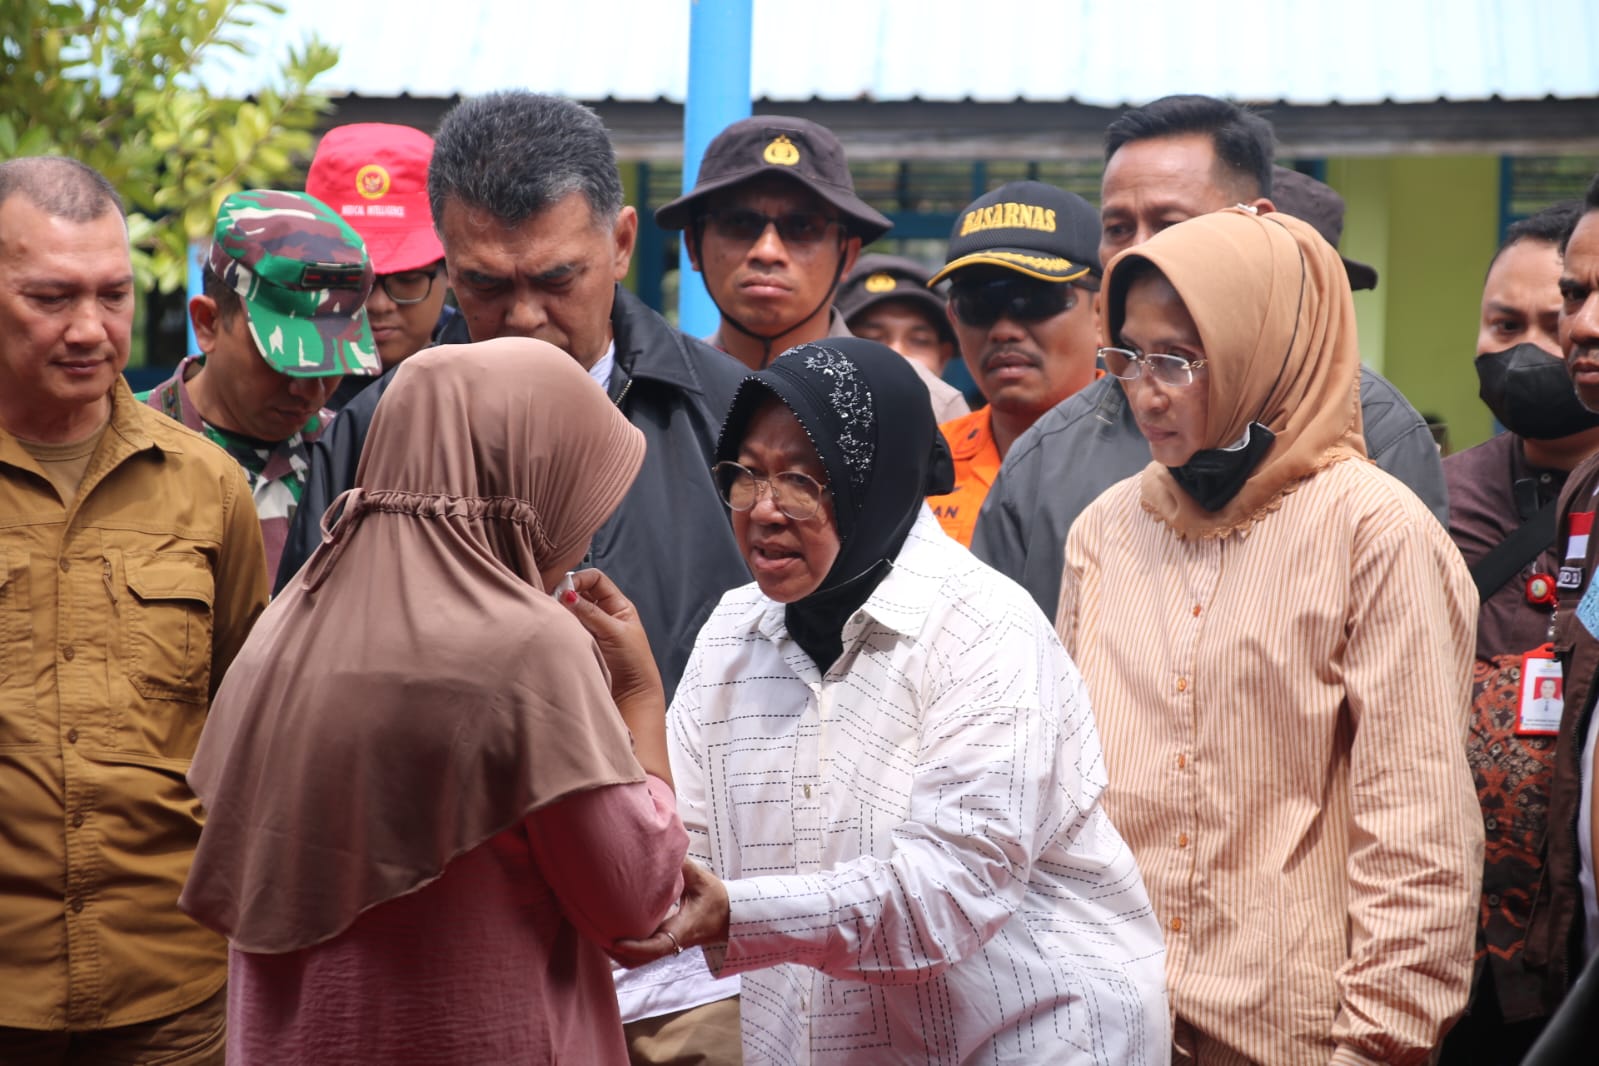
305;123;465;411
925;181;1104;547
973;94;1449;619
656;116;968;420
139;190;381;577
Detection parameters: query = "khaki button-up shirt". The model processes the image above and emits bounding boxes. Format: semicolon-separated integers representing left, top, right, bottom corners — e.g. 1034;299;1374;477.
0;379;268;1029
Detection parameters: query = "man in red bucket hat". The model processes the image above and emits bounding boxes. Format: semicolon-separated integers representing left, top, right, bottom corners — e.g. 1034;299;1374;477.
307;123;461;410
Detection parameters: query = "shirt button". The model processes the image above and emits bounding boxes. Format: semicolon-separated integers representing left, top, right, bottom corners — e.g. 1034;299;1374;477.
1192;604;1202;617
59;558;71;572
803;784;812;800
71;810;85;828
1485;817;1499;831
66;729;79;744
69;897;85;914
62;645;75;662
1176;753;1188;769
1176;677;1188;692
1169;916;1183;932
1487;893;1502;907
1177;832;1189;848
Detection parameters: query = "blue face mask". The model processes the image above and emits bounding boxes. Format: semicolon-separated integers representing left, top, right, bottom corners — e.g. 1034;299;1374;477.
1475;343;1599;441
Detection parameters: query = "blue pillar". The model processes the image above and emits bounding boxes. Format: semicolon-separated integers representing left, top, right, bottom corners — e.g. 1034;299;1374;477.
186;240;205;355
677;0;752;339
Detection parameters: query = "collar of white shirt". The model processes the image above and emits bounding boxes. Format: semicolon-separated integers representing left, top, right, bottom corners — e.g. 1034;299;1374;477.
747;507;949;648
588;341;617;393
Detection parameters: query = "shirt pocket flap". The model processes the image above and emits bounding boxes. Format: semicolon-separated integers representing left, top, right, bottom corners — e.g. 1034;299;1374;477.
127;555;215;609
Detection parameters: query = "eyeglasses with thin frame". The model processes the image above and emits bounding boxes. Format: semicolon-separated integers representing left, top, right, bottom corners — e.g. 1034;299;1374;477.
949;276;1079;328
713;461;829;521
701;208;841;247
1098;346;1208;387
378;267;441;305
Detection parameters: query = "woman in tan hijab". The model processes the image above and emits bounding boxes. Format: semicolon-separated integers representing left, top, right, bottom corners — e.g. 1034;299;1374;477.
1057;208;1482;1065
180;339;688;1065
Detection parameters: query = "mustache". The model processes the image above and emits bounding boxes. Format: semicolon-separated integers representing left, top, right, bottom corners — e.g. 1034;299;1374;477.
980;346;1041;371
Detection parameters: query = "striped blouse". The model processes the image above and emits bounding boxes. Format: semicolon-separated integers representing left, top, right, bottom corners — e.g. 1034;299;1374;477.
1057;459;1483;1066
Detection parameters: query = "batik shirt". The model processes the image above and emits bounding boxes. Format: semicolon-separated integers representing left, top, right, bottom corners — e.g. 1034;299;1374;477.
669;509;1169;1065
139;355;328;577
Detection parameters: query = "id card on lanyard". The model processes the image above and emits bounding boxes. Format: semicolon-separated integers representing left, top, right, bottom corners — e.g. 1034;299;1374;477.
1519;643;1563;735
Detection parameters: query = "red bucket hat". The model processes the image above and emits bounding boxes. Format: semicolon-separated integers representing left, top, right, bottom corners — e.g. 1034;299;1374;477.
306;123;446;275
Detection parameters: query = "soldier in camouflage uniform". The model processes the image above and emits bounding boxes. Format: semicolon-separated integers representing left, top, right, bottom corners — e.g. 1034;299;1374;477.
138;190;380;576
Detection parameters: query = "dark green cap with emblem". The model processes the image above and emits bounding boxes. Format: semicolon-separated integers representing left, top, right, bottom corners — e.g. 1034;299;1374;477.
209;189;380;378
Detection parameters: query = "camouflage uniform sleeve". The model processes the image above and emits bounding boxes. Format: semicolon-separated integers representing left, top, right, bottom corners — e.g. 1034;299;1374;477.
210;459;270;698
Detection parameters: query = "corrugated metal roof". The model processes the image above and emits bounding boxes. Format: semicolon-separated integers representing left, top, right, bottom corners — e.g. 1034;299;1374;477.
198;0;1599;106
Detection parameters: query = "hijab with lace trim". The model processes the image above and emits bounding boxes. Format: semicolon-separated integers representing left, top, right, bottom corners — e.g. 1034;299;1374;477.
1103;207;1368;539
181;338;647;953
715;338;956;671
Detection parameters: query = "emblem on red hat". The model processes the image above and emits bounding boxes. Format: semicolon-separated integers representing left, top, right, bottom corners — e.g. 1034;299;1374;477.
356;164;391;200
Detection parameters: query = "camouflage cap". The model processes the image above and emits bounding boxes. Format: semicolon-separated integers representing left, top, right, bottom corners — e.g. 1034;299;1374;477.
209;189;380;378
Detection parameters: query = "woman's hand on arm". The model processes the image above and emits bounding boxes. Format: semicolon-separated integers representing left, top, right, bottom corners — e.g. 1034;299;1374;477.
610;858;729;968
560;567;672;788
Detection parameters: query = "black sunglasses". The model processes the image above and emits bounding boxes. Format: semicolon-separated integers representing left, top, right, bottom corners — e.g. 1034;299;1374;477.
701;208;840;246
950;276;1077;328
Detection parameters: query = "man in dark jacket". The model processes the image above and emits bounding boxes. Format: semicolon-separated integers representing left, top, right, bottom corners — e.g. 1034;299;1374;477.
1438;200;1594;1066
275;93;748;709
1526;170;1599;1032
972;95;1450;620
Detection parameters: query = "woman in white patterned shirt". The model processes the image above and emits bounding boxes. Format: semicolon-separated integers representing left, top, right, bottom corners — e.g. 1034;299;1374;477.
612;338;1169;1065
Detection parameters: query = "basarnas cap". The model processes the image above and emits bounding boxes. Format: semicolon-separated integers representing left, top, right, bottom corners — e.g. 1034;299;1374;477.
836;254;954;343
655;115;892;241
306;123;446;275
931;180;1102;288
209;190;380;378
1270;166;1378;291
930;181;1102;287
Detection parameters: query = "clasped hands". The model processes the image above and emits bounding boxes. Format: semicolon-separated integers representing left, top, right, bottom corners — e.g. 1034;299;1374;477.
610;857;731;968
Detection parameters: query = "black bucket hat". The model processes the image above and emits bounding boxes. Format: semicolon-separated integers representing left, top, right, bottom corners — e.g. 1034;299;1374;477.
836;254;954;342
1270;166;1378;291
655;115;892;242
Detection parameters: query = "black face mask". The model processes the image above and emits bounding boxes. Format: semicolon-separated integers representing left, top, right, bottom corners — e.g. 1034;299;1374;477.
1169;422;1277;512
1476;343;1599;441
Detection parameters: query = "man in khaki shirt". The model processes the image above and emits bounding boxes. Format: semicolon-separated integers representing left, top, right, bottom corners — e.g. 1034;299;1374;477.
0;157;269;1063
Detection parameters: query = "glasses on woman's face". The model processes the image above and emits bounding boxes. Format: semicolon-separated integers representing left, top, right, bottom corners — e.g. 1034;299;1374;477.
1099;346;1208;387
378;267;440;305
701;208;840;247
949;277;1077;328
713;461;828;521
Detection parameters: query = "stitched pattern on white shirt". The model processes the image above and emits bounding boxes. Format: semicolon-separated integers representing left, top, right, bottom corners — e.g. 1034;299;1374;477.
669;509;1169;1065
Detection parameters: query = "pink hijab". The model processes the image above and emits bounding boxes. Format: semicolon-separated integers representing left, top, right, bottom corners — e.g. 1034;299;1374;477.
181;338;647;953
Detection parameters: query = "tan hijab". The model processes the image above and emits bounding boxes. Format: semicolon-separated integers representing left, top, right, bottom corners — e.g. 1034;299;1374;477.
1104;207;1367;538
181;338;647;953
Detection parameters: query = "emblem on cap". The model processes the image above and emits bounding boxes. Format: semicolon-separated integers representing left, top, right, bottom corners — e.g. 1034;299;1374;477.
356;164;391;200
763;135;800;167
864;272;898;293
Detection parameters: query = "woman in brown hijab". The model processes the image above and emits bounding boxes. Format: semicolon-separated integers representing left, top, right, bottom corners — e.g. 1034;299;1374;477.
1057;208;1482;1065
180;339;688;1065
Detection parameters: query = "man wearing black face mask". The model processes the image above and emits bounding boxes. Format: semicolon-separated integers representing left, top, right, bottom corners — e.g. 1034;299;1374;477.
1438;198;1595;1066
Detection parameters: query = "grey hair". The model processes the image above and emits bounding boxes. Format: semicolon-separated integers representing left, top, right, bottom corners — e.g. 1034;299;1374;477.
428;92;624;229
0;156;124;221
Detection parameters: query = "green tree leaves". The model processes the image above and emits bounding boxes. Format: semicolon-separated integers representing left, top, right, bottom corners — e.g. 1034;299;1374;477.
1;0;337;290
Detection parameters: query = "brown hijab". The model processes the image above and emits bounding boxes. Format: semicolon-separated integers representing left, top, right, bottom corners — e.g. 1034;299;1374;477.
1103;207;1367;539
181;338;648;953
